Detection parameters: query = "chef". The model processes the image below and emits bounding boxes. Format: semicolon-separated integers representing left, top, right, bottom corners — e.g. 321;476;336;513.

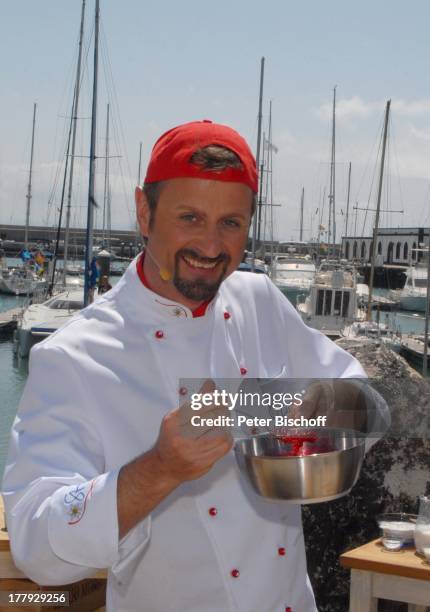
3;120;373;612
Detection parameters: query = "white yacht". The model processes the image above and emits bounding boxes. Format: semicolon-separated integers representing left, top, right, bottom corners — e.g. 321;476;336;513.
270;254;316;305
390;264;428;312
297;266;365;339
17;288;84;357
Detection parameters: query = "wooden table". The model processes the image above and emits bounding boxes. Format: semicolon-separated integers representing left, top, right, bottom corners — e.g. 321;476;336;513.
340;538;430;612
0;498;107;611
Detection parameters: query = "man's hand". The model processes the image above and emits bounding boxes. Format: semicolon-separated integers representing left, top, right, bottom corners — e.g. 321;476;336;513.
288;380;367;431
154;379;233;483
117;380;232;539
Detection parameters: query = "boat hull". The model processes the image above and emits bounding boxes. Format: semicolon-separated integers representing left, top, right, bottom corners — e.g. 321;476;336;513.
399;295;427;312
276;285;310;307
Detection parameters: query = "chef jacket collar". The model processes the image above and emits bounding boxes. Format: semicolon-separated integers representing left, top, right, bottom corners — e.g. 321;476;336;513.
113;253;220;322
136;251;212;318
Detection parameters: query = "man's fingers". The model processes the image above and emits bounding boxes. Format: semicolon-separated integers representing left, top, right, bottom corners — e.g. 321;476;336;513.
198;379;216;394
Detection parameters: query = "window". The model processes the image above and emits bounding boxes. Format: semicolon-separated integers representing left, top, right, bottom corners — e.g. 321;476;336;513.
345;242;350;259
396;242;401;259
49;300;83;310
324;290;332;315
403;242;408;260
415;279;427;288
412;242;417;261
342;292;350;317
361;242;366;259
316;290;324;315
334;291;342;315
353;241;358;258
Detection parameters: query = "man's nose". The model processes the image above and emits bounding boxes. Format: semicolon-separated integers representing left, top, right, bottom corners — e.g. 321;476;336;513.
194;226;224;258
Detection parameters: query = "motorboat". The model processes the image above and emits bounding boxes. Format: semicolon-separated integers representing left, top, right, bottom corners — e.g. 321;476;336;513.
390;264;428;312
270;254;316;305
16;288;84;357
297;265;365;339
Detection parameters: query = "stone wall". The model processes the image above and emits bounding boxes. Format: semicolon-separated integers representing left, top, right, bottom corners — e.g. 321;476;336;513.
302;339;430;611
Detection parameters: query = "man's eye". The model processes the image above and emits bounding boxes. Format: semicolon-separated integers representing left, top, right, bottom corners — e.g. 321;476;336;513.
180;214;197;222
223;219;241;228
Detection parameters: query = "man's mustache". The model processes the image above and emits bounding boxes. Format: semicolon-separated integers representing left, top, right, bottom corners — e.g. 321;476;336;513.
177;249;230;265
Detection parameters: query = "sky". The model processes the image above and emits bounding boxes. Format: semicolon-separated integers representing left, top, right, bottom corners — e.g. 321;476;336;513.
1;0;430;242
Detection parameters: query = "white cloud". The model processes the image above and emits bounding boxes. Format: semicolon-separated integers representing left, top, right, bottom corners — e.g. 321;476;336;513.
392;99;430;116
410;125;430;141
316;96;430;122
316;96;381;121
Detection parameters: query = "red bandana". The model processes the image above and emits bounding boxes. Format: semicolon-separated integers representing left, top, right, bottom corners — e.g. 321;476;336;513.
136;252;211;318
144;120;258;193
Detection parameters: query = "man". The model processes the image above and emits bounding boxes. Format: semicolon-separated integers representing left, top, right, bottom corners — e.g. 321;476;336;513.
3;120;368;612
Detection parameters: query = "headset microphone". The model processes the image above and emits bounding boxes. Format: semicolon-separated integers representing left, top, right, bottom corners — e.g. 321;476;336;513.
159;267;172;282
145;246;172;282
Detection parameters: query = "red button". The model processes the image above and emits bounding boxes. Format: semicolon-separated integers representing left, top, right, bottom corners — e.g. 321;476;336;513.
278;547;286;556
240;367;247;375
179;387;188;396
155;330;164;339
285;607;292;612
208;507;217;517
231;569;240;578
224;311;231;320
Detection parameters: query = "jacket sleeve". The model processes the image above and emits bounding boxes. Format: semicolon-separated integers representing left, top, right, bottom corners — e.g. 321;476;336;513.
2;343;150;586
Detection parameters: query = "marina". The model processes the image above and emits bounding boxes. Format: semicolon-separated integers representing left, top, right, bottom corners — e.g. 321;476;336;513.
1;2;430;610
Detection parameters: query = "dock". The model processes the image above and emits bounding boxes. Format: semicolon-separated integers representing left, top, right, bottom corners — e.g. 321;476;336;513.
0;307;22;336
400;335;429;370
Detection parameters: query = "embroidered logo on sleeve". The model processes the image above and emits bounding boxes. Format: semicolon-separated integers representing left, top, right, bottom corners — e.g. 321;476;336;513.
64;479;97;525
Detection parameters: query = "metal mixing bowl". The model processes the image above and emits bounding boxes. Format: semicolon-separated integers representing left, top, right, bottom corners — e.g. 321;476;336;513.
234;428;365;503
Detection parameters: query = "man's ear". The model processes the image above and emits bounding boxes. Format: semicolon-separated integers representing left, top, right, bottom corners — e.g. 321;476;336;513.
135;186;150;237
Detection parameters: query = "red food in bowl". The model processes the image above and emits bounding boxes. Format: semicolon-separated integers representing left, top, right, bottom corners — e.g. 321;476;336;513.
275;434;335;456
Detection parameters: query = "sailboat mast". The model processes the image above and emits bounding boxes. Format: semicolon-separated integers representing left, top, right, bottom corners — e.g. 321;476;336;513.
353;201;358;237
256;132;265;244
25;103;37;251
299;187;304;242
63;0;86;274
134;142;143;253
328;86;336;257
267;101;275;261
422;238;430;374
102;103;110;247
366;99;391;321
137;142;142;185
251;56;265;271
345;161;351;240
84;0;100;306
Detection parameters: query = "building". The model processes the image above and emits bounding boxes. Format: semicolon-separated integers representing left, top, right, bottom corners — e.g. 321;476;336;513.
342;227;430;266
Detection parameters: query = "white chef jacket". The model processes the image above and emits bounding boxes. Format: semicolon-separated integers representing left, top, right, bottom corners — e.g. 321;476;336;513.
2;258;367;612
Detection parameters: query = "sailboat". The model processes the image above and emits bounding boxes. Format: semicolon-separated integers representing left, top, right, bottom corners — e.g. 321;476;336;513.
17;0;101;356
0;104;46;296
17;288;84;357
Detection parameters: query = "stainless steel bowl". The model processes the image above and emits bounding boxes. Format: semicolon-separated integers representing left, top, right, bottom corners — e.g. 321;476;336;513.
234;428;365;503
